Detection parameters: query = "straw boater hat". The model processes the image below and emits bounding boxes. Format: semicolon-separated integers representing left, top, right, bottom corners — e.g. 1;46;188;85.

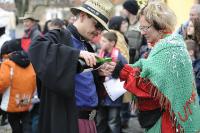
70;0;114;30
19;12;39;22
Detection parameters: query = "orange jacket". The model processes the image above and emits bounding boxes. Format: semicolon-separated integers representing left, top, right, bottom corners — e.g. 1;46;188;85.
0;59;36;112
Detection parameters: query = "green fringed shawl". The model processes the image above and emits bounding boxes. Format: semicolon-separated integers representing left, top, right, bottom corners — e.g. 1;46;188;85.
132;34;200;132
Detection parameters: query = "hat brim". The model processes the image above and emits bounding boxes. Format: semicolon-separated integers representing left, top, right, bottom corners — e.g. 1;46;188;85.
71;7;109;31
19;17;39;22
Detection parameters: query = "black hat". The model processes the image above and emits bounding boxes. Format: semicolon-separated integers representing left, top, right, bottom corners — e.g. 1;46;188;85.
108;16;128;31
1;39;22;57
123;0;139;15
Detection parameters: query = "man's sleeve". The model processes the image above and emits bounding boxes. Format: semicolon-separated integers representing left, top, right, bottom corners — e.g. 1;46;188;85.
28;29;80;98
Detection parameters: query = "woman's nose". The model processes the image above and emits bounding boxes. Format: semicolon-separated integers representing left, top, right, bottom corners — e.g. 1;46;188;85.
140;30;146;35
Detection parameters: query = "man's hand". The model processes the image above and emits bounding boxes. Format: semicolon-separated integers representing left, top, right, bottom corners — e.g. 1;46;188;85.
79;50;96;67
98;62;116;76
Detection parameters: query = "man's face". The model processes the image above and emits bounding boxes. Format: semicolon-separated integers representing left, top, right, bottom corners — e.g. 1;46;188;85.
79;13;104;41
190;8;199;21
23;19;35;30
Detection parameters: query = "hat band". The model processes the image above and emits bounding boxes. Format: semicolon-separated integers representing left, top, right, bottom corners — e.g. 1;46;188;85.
83;4;108;24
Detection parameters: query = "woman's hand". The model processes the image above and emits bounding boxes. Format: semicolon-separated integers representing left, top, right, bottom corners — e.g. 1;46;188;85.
98;62;116;76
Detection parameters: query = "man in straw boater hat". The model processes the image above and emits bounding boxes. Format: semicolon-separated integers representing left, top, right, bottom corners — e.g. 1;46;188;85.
28;0;115;133
19;12;41;52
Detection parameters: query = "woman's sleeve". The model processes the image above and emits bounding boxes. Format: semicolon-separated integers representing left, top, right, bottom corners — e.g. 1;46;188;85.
119;64;154;98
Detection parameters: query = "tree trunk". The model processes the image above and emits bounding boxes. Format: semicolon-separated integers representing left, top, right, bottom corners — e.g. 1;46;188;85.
15;0;29;17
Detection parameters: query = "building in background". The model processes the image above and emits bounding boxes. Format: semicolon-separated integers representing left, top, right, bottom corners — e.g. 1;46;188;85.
113;0;197;29
0;0;199;36
165;0;196;29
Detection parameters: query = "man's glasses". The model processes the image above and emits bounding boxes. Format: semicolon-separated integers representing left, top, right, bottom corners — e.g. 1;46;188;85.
139;25;152;32
87;14;104;31
94;22;104;31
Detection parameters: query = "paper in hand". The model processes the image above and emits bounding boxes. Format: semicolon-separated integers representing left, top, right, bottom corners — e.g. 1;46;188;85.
103;78;127;101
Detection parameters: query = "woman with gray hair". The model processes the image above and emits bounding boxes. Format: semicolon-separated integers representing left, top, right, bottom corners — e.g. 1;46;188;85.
112;1;200;132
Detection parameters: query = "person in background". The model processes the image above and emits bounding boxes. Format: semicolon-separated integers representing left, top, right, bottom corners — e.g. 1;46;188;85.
108;16;129;61
185;39;200;105
182;17;200;59
177;4;200;36
0;22;11;126
108;16;132;129
19;12;41;52
112;1;200;132
49;18;65;30
20;12;42;133
96;31;127;133
66;12;77;25
193;17;200;46
43;20;51;34
121;0;144;63
28;0;116;133
0;50;36;133
183;20;194;40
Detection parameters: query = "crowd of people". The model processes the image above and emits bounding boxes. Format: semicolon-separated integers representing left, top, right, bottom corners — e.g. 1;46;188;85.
0;0;200;133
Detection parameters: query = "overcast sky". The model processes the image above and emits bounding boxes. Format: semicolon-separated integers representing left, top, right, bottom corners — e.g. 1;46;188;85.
0;0;14;3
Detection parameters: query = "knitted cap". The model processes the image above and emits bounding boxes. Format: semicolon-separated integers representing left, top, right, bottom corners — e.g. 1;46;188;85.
123;0;139;15
1;39;22;57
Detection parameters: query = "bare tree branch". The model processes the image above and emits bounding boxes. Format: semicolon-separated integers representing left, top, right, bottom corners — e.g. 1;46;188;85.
15;0;29;17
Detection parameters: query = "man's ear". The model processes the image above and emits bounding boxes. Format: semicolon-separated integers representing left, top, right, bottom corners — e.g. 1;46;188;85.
79;12;86;22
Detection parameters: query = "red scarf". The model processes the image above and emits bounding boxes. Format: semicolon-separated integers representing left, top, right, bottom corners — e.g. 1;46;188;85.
21;28;32;52
149;32;172;47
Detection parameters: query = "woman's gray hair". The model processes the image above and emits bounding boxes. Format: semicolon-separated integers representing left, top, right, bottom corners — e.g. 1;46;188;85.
138;1;177;32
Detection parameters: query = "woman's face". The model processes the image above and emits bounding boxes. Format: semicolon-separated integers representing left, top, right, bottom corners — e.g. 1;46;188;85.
187;20;194;36
139;15;161;45
120;20;129;33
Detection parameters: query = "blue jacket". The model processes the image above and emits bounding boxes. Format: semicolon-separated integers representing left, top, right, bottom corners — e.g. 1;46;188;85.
68;25;98;109
193;59;200;97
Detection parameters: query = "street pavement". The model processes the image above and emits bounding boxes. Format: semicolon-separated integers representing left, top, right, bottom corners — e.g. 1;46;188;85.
0;124;11;133
122;117;145;133
0;116;144;133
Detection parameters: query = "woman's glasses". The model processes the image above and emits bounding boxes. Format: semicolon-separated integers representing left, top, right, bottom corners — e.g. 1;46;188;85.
139;25;152;32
